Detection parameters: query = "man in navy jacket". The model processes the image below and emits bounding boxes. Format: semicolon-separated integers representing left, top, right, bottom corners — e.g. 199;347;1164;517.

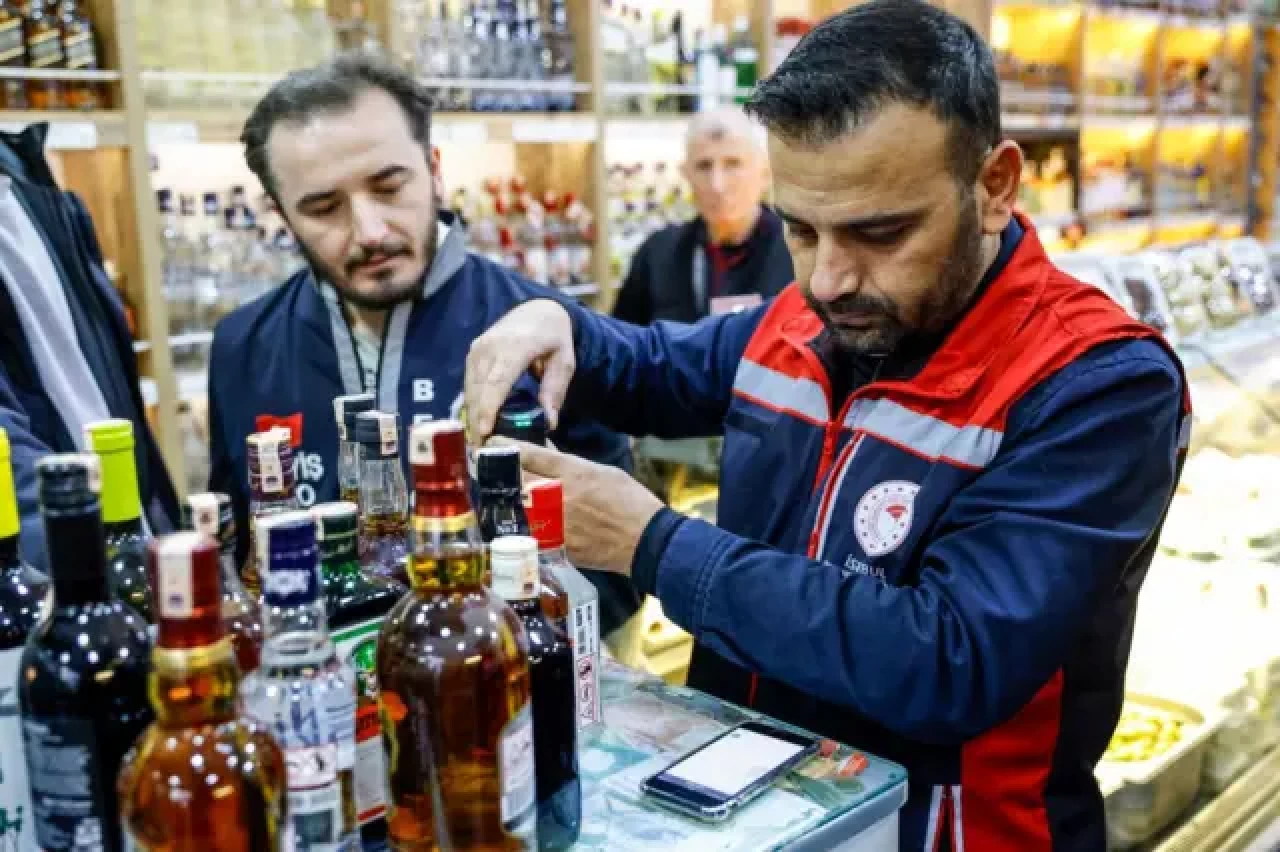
207;53;640;634
464;3;1188;849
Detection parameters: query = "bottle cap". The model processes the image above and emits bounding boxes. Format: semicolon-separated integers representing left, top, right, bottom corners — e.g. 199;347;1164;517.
0;428;14;540
149;531;221;646
84;418;135;455
333;392;376;440
476;445;522;491
259;510;321;607
494;404;549;446
409;420;469;486
313;501;359;541
353;410;400;458
37;454;102;515
490;535;540;601
247;429;295;495
186;492;236;554
523;478;565;550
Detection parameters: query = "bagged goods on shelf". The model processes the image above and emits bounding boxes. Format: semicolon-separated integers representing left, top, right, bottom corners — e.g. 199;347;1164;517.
1180;244;1252;330
1143;249;1212;340
1103;255;1180;343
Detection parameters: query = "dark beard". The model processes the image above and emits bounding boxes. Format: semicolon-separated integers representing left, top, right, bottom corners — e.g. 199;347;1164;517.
296;221;440;311
804;194;986;356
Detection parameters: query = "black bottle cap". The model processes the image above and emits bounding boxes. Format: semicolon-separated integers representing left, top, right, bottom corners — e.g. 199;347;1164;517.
494;403;549;446
333;392;376;438
313;501;359;541
184;492;236;552
37;454;102;513
476;445;522;491
353;411;399;458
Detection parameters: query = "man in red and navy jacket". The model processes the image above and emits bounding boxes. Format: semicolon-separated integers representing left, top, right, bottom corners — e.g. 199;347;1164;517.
466;2;1189;849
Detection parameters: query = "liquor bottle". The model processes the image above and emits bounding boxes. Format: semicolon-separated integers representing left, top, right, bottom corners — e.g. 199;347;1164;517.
86;418;154;623
23;0;63;109
490;536;581;849
730;15;757;104
314;501;405;846
244;427;300;598
378;420;536;850
117;532;286;850
476;445;570;634
59;0;99;110
0;428;47;851
493;403;550;446
186;492;264;674
333;392;376;506
0;0;25;109
20;454;152;852
524;479;603;735
353;410;410;584
240;511;361;852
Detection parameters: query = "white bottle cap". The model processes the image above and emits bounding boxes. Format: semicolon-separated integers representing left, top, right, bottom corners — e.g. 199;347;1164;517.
490;535;541;601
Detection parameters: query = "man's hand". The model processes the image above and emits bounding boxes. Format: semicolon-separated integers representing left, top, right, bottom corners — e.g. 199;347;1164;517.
465;299;575;442
494;439;664;576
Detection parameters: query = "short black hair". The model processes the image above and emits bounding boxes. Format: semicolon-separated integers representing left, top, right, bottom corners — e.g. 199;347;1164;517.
241;51;434;200
745;0;1000;183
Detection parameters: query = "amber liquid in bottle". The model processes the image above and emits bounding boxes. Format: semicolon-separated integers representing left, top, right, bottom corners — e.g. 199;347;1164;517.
23;0;62;108
377;421;536;851
58;0;99;109
118;532;286;851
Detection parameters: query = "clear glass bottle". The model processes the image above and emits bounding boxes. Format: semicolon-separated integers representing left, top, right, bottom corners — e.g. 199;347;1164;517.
378;420;535;849
491;536;581;850
353;410;409;585
85;418;154;623
117;532;286;850
240;511;360;852
333;393;376;506
524;478;602;736
20;455;152;852
314;501;406;848
0;428;47;851
186;492;264;674
245;427;300;598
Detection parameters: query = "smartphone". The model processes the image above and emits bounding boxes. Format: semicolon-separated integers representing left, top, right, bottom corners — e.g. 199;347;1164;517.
640;720;820;823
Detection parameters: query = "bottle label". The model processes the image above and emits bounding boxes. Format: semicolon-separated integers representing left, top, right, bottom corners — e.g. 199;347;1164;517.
22;716;108;850
0;20;22;64
0;648;33;851
26;30;63;69
498;705;535;830
571;600;603;726
332;618;388;825
62;31;95;70
378;418;397;457
262;565;319;608
156;548;194;619
285;745;348;850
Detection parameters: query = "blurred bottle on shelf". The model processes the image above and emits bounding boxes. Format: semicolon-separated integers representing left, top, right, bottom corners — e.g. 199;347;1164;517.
59;0;100;109
24;0;64;109
547;0;576;111
772;17;811;75
0;0;25;109
730;16;757;105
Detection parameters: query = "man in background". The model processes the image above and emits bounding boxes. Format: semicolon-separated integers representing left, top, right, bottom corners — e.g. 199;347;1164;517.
612;106;793;325
207;53;640;636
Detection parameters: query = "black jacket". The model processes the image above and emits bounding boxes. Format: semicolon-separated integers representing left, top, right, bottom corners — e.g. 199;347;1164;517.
612;206;794;325
0;124;179;571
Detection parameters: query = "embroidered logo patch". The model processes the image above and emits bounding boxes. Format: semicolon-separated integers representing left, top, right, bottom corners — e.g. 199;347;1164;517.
854;480;920;557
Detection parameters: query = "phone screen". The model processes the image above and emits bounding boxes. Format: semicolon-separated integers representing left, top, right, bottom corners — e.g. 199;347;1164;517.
659;726;809;799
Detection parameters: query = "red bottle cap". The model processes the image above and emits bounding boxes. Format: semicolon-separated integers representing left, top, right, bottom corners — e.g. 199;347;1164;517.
149;531;223;650
523;478;565;550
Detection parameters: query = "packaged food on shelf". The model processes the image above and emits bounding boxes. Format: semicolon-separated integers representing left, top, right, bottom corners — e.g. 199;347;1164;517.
1098;694;1222;850
1220;237;1280;316
1102;254;1180;341
1143;249;1213;339
1180;243;1254;329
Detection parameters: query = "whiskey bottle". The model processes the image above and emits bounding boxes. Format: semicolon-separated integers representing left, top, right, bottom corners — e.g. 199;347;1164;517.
117;532;286;850
22;0;63;109
58;0;99;110
476;445;570;635
0;428;47;852
353;410;409;584
377;420;536;850
186;492;264;674
314;500;405;847
524;479;602;736
245;427;299;598
20;454;152;852
0;0;25;109
333;392;376;506
490;536;581;850
240;511;360;852
86;418;154;623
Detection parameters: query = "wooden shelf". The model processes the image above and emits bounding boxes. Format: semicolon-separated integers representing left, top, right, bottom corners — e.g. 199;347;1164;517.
0;110;127;147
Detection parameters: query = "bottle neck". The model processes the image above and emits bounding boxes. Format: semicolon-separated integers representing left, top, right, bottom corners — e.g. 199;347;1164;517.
103;516;145;539
45;507;110;606
0;532;18;567
219;547;248;598
338;439;362;488
359;455;408;517
150;639;240;727
97;447;143;525
251;490;298;513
